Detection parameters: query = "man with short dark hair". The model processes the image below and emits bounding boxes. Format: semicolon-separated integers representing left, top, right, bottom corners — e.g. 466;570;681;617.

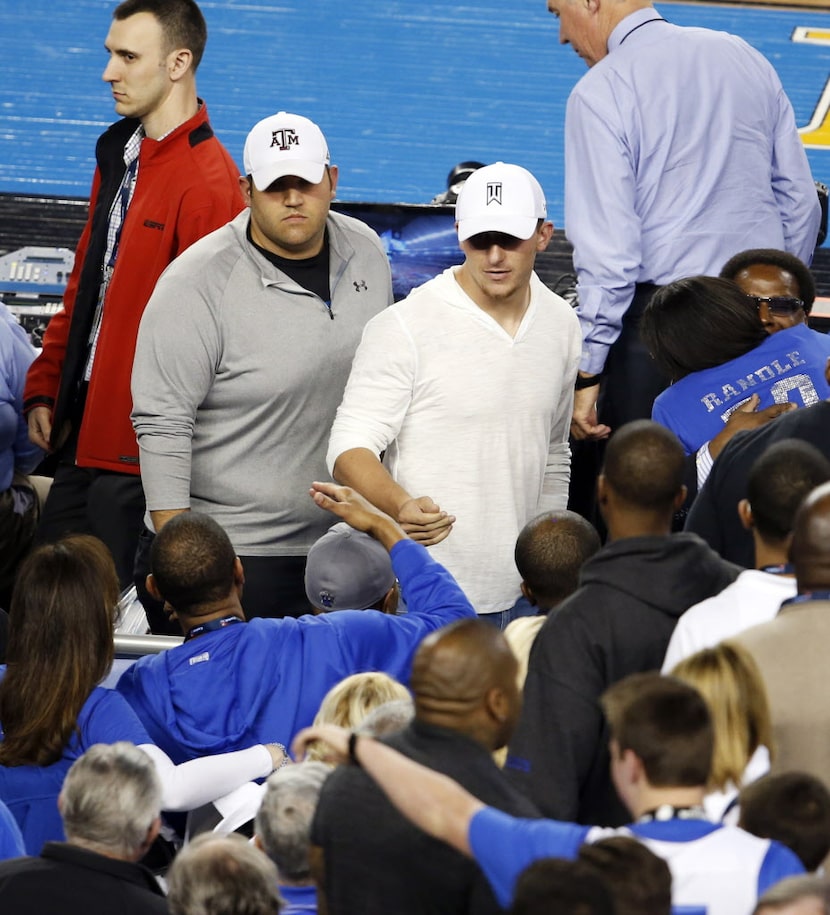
578;836;671;915
167;833;280;915
294;672;803;914
734;482;830;813
310;618;540;915
132;111;393;623
24;0;244;589
663;440;830;671
721;248;816;335
741;773;830;873
509;858;615;915
505;420;739;826
503;509;600;690
0;742;168;913
116;482;475;762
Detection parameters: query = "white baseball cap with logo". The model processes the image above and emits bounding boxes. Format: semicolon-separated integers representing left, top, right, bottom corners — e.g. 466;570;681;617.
455;161;547;242
243;111;331;191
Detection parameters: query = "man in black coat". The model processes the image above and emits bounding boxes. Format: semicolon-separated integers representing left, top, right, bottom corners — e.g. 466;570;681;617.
0;742;167;914
686;400;830;568
311;618;540;915
505;421;740;827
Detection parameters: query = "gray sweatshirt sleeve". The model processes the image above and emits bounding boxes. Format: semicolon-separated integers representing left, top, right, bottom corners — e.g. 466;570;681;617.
131;266;221;515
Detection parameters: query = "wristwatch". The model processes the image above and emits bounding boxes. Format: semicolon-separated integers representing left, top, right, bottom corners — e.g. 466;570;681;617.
574;373;602;390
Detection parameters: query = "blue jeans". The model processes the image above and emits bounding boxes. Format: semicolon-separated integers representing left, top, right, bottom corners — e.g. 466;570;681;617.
478;595;537;631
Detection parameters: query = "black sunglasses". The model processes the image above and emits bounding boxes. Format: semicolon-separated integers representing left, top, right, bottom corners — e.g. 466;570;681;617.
747;295;804;317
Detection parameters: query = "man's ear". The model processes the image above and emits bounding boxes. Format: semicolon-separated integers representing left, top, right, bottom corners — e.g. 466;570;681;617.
146;573;163;602
737;498;754;531
672;485;688;512
233;556;245;588
166;47;193;82
520;581;538;607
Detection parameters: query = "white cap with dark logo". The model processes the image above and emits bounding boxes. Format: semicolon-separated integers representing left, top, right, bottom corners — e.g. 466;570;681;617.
455;161;547;242
243;111;330;191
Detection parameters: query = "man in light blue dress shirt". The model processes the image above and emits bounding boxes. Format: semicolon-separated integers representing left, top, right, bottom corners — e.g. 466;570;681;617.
548;0;822;440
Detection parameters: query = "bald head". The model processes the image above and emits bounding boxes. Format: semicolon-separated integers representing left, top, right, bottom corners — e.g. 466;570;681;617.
409;619;521;750
790;482;830;592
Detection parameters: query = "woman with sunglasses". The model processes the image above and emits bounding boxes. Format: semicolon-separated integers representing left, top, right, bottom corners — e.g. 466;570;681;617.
641;275;830;456
720;248;816;334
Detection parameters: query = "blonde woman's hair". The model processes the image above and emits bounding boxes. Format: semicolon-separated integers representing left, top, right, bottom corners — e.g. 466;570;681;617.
312;672;411;730
671;641;775;790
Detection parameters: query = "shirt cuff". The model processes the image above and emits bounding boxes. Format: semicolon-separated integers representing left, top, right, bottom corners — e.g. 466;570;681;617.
696;443;714;490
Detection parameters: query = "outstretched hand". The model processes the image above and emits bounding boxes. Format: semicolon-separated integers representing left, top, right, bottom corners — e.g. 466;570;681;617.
309;481;405;550
292;723;352;765
708;394;796;461
398;496;455;546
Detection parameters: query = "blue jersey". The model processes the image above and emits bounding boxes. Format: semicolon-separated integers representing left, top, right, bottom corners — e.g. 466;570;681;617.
468;807;804;915
117;539;475;762
652;324;830;454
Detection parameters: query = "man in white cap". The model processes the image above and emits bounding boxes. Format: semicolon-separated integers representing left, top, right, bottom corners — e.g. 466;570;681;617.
131;111;393;624
327;162;581;625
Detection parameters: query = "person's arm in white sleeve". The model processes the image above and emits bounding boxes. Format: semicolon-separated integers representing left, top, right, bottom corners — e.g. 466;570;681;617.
327;310;454;545
138;742;284;811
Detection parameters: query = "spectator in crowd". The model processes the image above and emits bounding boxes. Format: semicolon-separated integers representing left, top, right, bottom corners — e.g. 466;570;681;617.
664;440;830;669
508;858;615;915
733;481;830;795
0;535;285;853
167;833;281;915
357;698;415;739
721;249;816;335
0;303;49;610
304;522;398;614
295;672;803;914
642;277;830;457
24;0;244;589
116;483;474;763
503;509;601;690
741;773;830;873
327;161;581;625
505;420;739;826
685;397;830;569
254;762;330;915
312;673;410;731
578;836;672;915
671;642;775;822
559;0;820;440
0;743;168;913
754;874;830;915
310;618;539;915
131;111;392;624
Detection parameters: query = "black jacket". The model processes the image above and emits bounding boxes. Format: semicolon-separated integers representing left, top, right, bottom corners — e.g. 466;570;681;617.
0;841;167;914
686;400;830;568
312;719;540;915
505;533;740;827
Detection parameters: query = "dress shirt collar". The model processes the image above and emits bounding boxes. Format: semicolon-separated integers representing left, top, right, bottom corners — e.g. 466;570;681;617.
607;6;667;53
